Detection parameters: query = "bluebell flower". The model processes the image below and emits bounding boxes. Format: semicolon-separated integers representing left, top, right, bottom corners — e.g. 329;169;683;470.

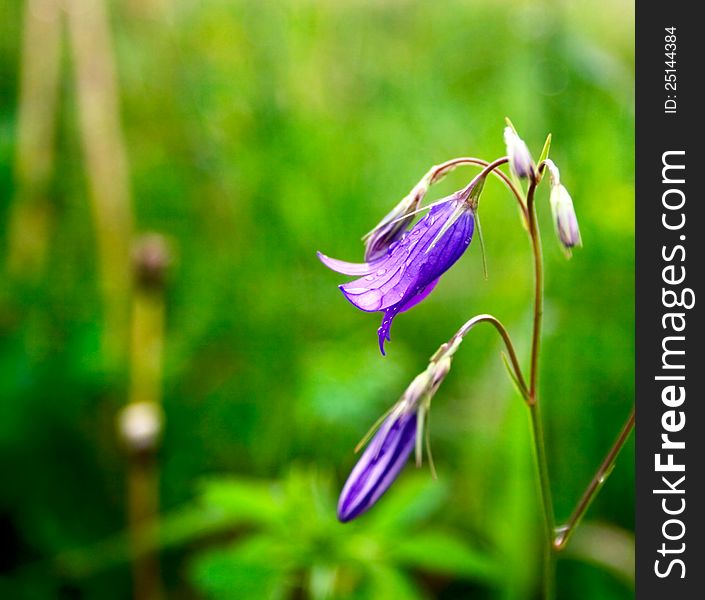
319;183;481;355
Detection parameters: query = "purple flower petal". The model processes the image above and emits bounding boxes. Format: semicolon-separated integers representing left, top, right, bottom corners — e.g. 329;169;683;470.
337;411;418;522
317;251;381;276
320;193;475;354
377;278;439;354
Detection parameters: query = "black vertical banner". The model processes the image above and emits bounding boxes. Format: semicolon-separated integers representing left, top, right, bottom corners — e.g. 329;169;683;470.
636;1;703;598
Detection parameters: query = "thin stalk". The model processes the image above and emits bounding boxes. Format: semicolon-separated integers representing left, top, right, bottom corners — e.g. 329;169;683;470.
526;186;544;399
66;0;134;367
459;157;509;199
429;156;527;218
524;174;555;599
7;0;62;278
450;313;529;399
554;407;635;551
120;236;170;600
530;398;556;599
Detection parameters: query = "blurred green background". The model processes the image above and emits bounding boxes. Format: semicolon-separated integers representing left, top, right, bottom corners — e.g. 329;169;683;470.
0;0;634;598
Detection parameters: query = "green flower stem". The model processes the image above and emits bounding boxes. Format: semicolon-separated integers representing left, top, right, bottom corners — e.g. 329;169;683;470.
121;236;170;600
429;156;527;219
449;313;529;399
530;397;556;599
554;407;635;551
525;172;557;600
526;180;544;399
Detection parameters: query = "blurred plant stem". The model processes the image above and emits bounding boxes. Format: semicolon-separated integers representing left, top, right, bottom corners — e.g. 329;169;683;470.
118;235;170;600
554;407;635;552
66;0;134;367
6;0;62;279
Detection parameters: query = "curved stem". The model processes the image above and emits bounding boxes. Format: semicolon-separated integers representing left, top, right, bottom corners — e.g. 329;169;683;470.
429;156;527;219
446;313;529;399
554;407;635;551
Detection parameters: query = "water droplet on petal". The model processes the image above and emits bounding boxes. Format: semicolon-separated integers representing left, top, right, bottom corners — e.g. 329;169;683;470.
376;268;387;275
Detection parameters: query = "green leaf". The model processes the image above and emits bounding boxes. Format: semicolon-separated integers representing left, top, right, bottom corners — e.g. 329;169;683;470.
538;133;552;167
365;474;447;532
364;565;426;600
389;530;498;581
199;477;284;526
500;351;527;400
189;534;290;600
485;400;540;600
308;565;339;600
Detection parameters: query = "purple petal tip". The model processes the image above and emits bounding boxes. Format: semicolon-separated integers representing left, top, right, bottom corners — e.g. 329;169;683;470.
337;412;417;522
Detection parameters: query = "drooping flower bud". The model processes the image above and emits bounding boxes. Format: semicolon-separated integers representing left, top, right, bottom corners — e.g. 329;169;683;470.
337;352;455;522
362;172;432;261
545;159;582;254
504;125;535;180
337;406;417;522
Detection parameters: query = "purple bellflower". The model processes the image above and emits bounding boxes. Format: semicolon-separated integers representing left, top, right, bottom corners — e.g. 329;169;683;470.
318;180;483;355
337;352;456;522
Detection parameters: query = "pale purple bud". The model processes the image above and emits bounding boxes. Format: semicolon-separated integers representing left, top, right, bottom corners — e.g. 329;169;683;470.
545;160;581;252
504;126;535;180
363;174;431;261
550;184;582;251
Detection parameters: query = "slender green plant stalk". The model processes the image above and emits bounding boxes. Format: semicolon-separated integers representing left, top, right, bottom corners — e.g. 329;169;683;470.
525;178;557;599
7;0;62;279
66;0;134;367
119;236;170;600
554;408;635;551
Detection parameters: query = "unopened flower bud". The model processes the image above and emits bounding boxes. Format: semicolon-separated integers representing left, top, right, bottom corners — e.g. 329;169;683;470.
544;161;582;253
363;173;432;261
337;352;455;522
504;126;535;180
337;407;417;522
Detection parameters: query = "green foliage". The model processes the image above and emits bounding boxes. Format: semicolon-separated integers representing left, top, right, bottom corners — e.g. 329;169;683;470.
186;470;498;599
0;0;634;598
